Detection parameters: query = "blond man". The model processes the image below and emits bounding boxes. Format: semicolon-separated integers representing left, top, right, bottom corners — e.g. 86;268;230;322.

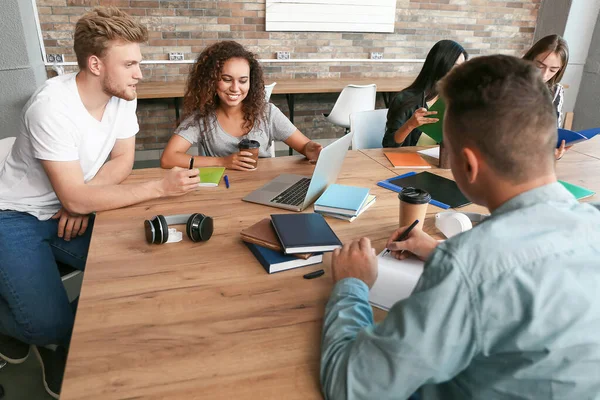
0;7;199;398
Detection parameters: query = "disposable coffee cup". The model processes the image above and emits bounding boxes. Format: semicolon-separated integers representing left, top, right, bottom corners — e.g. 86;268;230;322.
398;187;431;230
238;139;260;169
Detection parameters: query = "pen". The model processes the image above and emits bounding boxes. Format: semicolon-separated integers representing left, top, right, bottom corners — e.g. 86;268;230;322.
224;175;230;189
189;156;194;170
383;219;420;257
303;269;324;279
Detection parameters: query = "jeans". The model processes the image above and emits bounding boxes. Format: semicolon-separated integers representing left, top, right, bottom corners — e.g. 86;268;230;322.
0;210;94;347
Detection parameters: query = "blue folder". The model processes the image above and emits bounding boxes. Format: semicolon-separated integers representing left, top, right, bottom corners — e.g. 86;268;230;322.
557;127;600;147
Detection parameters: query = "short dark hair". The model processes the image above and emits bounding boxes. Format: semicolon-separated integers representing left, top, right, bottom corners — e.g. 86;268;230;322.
439;55;557;183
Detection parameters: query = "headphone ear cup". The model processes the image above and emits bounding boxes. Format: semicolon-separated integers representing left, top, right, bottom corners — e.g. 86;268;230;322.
144;219;155;244
187;213;214;242
157;215;169;244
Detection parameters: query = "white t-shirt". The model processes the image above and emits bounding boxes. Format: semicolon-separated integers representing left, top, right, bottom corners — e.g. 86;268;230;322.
0;73;139;220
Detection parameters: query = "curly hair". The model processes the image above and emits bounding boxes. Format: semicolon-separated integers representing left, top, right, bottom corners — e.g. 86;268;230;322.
180;41;267;139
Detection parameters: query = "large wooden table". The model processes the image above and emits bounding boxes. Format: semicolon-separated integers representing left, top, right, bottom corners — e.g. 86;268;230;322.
61;147;599;399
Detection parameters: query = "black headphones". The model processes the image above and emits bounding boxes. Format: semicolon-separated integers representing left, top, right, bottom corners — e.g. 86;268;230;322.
144;213;213;244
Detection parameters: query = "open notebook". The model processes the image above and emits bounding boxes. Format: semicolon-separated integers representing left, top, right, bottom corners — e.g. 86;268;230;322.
369;250;425;311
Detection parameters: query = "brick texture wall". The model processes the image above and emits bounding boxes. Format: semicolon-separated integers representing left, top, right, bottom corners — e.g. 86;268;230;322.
38;0;541;150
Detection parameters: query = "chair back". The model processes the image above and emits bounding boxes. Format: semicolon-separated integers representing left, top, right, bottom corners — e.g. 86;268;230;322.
350;109;388;150
264;82;277;102
0;137;16;165
326;84;377;128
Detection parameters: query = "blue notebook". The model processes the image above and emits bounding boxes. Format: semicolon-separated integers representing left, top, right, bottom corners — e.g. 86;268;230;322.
557;127;600;147
244;242;323;274
271;213;343;254
314;184;370;217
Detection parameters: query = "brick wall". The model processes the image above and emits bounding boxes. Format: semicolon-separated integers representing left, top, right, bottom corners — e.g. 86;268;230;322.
38;0;541;150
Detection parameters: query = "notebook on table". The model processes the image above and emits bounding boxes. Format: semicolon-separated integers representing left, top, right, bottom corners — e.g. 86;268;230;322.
244;242;323;274
317;195;376;222
559;180;596;200
240;218;313;260
369;250;425;311
199;167;225;187
377;171;471;209
314;184;370;217
383;152;431;169
270;213;342;254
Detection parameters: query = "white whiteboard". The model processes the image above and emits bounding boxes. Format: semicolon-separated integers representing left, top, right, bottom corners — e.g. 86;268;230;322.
266;0;396;33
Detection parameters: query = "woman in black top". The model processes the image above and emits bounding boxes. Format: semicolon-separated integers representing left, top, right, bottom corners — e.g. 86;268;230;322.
383;40;468;148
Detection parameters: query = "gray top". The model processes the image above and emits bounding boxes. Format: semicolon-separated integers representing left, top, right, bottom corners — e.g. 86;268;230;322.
176;104;296;158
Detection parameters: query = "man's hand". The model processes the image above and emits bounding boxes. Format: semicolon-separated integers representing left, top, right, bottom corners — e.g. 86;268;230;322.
52;207;90;241
159;167;202;197
386;226;438;261
303;141;323;163
331;237;378;288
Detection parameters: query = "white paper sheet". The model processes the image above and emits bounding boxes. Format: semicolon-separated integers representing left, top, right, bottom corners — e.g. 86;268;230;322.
369;250;425;311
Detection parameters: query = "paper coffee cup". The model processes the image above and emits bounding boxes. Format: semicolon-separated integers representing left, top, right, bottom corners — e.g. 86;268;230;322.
398;187;431;230
238;139;260;168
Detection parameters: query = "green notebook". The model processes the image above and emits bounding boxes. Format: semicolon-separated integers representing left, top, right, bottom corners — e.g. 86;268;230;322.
199;167;225;187
418;98;445;144
559;180;596;200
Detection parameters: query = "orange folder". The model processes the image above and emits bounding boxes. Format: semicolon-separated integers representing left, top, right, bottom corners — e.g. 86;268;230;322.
383;152;432;169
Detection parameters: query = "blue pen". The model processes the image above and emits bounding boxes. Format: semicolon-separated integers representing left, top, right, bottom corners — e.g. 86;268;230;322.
224;175;230;189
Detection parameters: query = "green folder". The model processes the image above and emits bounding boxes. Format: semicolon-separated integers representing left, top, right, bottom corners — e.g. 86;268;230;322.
559;180;596;200
418;98;445;144
199;167;225;187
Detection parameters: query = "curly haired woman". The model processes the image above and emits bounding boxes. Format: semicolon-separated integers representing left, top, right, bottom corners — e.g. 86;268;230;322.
160;41;322;170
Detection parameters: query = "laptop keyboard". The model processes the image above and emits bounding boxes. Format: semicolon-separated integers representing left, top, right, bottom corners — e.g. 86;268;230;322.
271;178;311;206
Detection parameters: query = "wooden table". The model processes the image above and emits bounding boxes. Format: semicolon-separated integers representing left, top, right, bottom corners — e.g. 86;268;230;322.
136;76;414;127
61;148;600;399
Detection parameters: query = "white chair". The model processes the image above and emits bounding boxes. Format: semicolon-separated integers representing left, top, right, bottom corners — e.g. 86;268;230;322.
264;82;277;102
350;109;388;150
0;137;83;302
264;82;277;157
324;84;377;133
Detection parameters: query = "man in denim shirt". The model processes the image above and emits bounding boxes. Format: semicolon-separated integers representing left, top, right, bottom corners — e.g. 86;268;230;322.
320;55;600;399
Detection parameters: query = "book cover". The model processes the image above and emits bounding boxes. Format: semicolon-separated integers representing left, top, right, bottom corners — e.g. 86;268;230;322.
559;180;596;200
240;218;313;260
369;250;425;311
317;195;376;222
417;98;445;144
199;167;225;187
270;213;343;254
244;242;323;274
314;184;370;216
383;152;431;169
557;128;587;147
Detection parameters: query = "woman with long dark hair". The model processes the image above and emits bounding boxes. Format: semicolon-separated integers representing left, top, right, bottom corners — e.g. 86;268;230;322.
523;34;570;160
382;40;468;148
160;41;322;170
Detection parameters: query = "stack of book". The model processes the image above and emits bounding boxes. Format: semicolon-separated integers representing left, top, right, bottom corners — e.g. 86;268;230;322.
313;184;376;222
240;213;342;274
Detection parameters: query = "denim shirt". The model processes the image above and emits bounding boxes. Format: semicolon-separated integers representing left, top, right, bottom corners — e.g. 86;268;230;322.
321;183;600;400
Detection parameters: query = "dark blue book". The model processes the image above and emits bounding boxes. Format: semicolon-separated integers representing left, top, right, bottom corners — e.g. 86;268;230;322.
244;242;323;273
270;213;343;254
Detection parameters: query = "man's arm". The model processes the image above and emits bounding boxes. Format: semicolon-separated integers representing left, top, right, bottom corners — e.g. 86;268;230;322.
41;160;200;215
321;241;479;400
88;137;135;186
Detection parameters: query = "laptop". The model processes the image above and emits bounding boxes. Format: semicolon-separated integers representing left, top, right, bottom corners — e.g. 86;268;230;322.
242;132;354;211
